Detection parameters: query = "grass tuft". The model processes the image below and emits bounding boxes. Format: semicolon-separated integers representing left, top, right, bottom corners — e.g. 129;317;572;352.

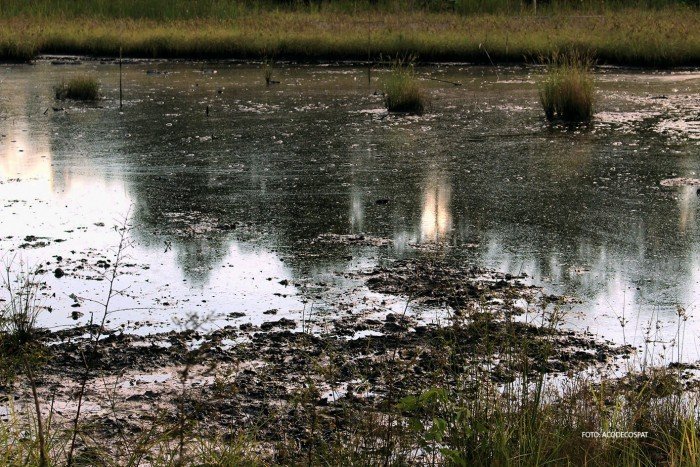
54;76;100;101
539;51;595;122
384;58;424;113
263;58;274;85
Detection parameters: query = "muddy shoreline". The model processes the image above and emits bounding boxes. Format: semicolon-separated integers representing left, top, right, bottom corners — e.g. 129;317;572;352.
2;257;646;461
2;57;700;463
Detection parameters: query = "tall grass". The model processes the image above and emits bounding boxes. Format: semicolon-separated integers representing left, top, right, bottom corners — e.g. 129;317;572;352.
281;298;700;465
539;52;594;122
0;0;696;18
0;6;698;65
0;263;49;466
0;38;36;62
383;59;424;113
54;76;100;101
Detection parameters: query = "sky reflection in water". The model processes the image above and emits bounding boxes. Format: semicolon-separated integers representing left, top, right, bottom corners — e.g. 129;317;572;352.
1;62;699;360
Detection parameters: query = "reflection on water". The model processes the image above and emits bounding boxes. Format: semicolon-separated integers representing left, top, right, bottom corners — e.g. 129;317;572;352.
0;120;52;188
1;61;700;358
350;186;364;232
420;172;452;243
678;186;698;234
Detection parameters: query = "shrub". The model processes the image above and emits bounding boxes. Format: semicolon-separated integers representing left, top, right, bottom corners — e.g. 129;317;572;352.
539;52;594;122
54;76;99;101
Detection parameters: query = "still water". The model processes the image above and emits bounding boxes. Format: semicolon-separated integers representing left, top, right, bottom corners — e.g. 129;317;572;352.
1;60;699;358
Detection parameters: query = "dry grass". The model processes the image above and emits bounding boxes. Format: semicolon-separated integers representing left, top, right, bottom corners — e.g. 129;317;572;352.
0;9;698;66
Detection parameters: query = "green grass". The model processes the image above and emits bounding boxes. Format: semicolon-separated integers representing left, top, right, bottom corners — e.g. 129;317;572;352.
0;0;695;19
539;52;594;122
0;6;698;66
54;76;100;101
384;59;424;113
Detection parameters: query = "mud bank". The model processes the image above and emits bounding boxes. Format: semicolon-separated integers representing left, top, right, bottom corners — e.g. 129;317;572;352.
1;258;646;463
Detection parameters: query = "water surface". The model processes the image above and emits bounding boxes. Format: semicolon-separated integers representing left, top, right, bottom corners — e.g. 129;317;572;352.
1;60;699;359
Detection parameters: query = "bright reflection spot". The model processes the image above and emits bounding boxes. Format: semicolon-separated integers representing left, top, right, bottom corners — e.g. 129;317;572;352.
0;126;53;190
350;187;364;232
677;186;696;234
420;173;452;242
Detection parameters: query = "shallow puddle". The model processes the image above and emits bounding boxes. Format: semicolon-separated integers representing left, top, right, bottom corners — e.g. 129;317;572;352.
1;60;699;359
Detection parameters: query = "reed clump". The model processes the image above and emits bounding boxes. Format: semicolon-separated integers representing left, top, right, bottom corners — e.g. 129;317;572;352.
539;52;595;122
263;58;278;85
264;62;273;85
384;59;424;113
54;76;100;101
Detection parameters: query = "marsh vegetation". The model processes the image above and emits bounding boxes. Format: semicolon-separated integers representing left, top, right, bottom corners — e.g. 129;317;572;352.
539;52;594;122
0;1;697;65
54;77;100;101
384;59;424;113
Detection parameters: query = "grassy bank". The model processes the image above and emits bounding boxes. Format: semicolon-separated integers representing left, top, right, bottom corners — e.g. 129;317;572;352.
0;7;699;66
0;0;695;18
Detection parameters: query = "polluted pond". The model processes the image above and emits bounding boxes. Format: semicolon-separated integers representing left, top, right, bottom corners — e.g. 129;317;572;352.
1;60;700;464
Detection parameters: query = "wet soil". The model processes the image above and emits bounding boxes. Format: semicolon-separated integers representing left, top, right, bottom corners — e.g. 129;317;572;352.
2;62;700;461
2;259;640;458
